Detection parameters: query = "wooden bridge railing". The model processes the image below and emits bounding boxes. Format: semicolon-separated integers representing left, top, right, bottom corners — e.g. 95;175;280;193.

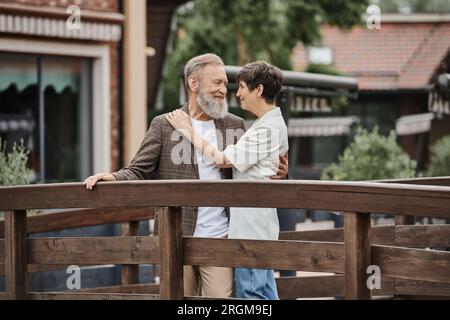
1;178;450;300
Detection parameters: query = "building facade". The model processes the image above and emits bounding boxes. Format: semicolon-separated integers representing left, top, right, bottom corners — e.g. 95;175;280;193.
0;0;123;183
293;14;450;172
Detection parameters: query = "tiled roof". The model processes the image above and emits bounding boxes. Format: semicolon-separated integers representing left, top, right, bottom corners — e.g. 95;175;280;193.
292;18;450;91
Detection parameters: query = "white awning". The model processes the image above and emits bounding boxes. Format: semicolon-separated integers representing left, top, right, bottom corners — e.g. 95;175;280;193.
395;113;434;136
245;116;359;137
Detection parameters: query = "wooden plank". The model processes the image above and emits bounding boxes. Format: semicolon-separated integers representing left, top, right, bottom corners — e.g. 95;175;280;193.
184;238;344;273
280;225;450;248
0;292;6;300
395;225;450;248
280;228;344;242
395;279;450;297
29;292;159;300
277;275;344;298
373;245;450;284
5;210;28;300
276;275;395;299
159;207;183;300
280;226;395;246
1;181;450;219
344;212;372;300
28;236;159;265
70;283;159;294
0;263;116;277
0;207;155;238
121;221;140;285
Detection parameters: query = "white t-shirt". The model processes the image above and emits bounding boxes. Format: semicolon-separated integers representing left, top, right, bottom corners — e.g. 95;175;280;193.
223;107;288;240
191;118;229;238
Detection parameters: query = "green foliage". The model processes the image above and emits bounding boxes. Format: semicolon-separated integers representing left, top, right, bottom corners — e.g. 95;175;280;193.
428;135;450;177
0;138;32;220
321;127;416;181
0;138;31;186
162;0;369;108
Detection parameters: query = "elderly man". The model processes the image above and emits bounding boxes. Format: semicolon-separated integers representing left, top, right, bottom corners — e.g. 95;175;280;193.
83;53;288;298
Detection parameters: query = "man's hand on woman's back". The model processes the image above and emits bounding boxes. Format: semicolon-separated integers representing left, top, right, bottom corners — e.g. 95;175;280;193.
271;152;289;180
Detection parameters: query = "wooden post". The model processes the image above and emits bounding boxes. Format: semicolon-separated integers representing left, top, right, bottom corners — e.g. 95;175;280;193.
159;207;183;300
121;221;140;285
344;212;372;300
5;210;28;300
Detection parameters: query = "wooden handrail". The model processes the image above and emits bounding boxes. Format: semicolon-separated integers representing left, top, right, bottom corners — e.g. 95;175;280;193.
1;180;450;218
376;176;450;186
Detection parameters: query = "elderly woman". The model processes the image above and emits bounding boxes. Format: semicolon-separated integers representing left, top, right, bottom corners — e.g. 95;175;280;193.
166;61;288;300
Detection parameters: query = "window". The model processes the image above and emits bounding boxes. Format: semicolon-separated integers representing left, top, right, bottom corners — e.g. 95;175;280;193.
0;52;92;183
307;47;333;65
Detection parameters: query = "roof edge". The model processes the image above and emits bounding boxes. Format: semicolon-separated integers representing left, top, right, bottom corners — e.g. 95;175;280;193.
368;13;450;23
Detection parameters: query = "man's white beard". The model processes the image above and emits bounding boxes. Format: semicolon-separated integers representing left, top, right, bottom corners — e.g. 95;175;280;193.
197;89;229;119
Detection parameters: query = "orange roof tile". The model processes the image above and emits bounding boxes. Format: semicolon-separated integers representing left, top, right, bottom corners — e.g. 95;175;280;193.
292;20;450;91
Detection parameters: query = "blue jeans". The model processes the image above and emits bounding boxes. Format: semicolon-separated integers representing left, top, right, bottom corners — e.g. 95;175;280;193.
235;268;279;300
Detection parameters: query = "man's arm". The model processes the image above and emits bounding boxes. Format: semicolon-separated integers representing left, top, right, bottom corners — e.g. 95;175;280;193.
112;116;163;181
83;116;163;190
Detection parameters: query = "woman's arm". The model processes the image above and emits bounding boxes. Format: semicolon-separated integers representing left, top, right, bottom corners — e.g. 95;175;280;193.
166;109;233;168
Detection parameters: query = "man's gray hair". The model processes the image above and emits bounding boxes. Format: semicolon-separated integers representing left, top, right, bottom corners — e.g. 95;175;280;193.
184;53;224;91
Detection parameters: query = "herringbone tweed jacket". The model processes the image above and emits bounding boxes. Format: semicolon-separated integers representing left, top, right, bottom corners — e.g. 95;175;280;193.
112;103;246;236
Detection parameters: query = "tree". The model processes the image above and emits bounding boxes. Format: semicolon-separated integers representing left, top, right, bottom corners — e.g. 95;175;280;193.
162;0;369;108
321;127;416;181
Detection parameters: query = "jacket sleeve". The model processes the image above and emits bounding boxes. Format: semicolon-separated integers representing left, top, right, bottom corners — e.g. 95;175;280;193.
112;116;163;181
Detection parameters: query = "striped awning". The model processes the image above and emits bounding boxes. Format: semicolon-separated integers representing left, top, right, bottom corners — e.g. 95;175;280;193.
244;116;359;137
395;113;434;136
0;3;123;42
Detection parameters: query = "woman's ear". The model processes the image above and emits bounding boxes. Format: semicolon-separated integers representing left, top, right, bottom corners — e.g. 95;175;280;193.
257;84;264;98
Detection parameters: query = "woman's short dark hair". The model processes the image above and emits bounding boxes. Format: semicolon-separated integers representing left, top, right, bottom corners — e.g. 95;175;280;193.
236;61;283;104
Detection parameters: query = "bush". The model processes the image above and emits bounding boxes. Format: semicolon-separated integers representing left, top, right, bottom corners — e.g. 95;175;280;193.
0;138;31;186
321;127;417;181
428;135;450;177
0;138;32;220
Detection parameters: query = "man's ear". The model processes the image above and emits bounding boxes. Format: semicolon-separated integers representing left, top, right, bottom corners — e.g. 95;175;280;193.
188;75;199;92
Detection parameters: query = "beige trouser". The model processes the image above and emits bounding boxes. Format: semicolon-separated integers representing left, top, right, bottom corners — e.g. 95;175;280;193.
184;265;233;298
